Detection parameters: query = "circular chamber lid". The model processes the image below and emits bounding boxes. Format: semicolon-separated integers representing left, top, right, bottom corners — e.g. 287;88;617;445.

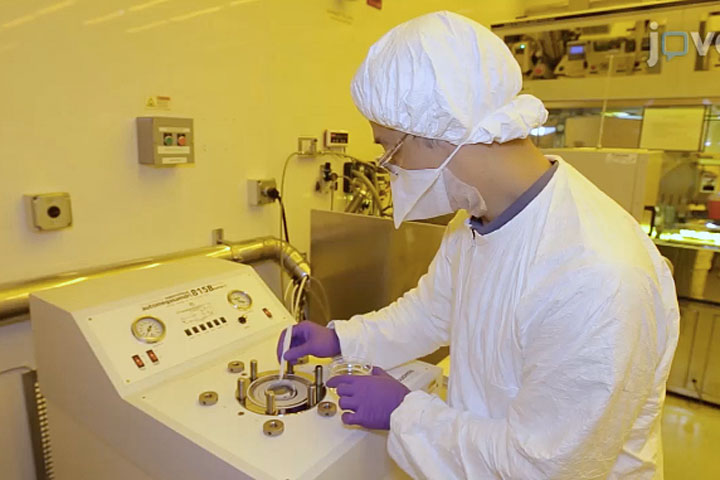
245;372;316;415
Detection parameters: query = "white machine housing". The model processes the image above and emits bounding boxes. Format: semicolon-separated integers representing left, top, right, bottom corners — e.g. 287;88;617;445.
30;257;442;480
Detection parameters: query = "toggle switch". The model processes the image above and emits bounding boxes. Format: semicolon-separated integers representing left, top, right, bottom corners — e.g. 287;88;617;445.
132;355;145;368
146;350;159;363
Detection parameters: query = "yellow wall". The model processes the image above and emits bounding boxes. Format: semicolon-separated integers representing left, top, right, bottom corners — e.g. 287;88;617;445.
0;1;522;478
1;0;521;284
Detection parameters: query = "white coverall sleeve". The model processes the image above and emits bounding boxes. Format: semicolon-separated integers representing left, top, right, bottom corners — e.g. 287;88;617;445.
387;265;660;479
331;234;454;369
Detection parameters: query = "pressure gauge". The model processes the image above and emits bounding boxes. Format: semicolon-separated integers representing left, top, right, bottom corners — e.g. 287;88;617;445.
227;290;252;310
131;316;166;344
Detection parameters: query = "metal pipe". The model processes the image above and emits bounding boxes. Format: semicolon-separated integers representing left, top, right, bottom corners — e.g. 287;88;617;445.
354;171;383;215
229;237;310;283
0;236;310;323
344;190;365;213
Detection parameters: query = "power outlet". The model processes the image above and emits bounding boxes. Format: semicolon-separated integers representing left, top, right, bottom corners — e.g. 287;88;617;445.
25;193;73;231
247;179;277;206
297;137;318;156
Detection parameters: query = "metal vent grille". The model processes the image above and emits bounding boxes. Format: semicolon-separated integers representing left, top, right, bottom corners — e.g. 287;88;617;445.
581;25;611;35
22;371;55;480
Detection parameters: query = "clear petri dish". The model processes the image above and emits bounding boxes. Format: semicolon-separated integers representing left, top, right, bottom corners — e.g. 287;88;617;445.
329;357;373;378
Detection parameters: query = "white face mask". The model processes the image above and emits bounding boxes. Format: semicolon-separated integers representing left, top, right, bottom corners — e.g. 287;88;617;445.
387;165;451;228
386;142;486;228
443;167;487;219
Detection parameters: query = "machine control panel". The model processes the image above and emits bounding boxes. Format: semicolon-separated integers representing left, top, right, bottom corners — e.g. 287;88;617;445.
136;116;195;166
79;265;290;392
31;257;445;480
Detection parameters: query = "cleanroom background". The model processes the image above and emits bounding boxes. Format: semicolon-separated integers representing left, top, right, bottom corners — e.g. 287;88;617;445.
0;1;528;478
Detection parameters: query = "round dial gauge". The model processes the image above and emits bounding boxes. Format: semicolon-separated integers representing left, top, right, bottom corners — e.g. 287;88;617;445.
131;316;166;344
227;290;252;310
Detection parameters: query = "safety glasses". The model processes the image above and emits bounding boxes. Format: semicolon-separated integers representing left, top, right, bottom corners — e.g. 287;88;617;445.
377;133;409;168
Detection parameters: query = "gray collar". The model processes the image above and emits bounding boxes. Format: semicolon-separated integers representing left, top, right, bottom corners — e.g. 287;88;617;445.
469;160;558;235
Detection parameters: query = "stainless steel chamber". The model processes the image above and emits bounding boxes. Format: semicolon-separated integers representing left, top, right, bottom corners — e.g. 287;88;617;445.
309;210;448;364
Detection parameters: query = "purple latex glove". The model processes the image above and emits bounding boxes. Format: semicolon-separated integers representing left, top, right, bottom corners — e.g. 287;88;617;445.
276;321;341;365
326;367;411;430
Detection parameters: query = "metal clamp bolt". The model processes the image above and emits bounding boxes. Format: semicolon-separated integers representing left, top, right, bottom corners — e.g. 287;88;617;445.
250;360;258;382
236;377;249;405
265;391;277;416
263;419;284;437
199;391;218;406
227;361;245;374
317;401;337;417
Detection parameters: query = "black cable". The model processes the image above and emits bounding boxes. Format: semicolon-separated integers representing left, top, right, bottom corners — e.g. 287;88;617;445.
279;197;290;243
266;187;290;243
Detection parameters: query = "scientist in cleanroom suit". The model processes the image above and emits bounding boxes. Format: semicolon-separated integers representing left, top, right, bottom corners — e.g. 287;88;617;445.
278;11;679;480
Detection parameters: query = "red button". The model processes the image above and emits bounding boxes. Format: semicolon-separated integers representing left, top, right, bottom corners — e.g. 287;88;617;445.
177;134;186;146
132;355;145;368
263;308;272;318
146;350;159;363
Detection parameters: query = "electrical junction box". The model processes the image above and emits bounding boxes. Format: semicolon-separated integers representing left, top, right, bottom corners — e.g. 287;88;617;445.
25;192;73;231
136;117;194;166
247;178;277;206
297;136;318;156
324;130;349;149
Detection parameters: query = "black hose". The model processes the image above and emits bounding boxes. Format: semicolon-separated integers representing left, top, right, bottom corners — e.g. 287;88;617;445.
279;198;290;243
266;187;290;243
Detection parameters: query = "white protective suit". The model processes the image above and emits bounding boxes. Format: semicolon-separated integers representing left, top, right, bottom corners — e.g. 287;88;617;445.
336;11;680;478
333;157;679;479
